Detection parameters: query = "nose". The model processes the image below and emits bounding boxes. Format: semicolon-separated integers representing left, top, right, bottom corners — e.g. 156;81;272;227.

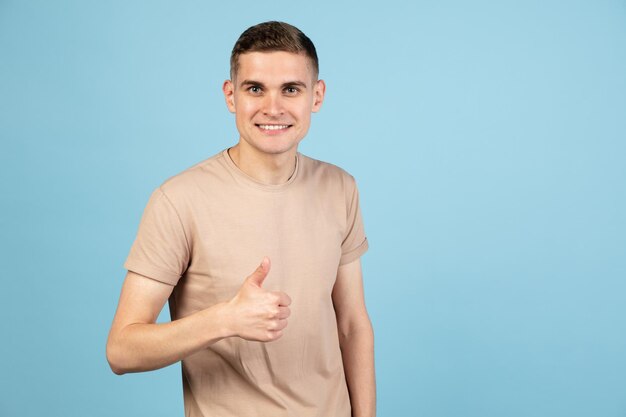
262;91;284;117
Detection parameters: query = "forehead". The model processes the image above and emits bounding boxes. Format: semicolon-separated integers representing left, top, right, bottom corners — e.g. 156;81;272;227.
235;51;316;84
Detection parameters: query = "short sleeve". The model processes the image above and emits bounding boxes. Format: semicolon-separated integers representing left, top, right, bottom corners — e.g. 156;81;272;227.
124;187;191;286
339;178;369;265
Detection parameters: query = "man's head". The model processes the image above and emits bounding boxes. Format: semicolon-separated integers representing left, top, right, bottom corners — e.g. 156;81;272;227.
223;22;325;158
230;21;319;81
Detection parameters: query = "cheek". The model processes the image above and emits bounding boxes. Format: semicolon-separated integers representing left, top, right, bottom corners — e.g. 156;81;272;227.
296;108;313;125
234;101;256;121
292;101;313;122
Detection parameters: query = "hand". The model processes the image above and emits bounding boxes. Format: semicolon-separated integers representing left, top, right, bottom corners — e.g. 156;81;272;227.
226;257;292;342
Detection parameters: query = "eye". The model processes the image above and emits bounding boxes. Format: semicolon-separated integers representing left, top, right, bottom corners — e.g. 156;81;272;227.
284;86;300;95
248;86;262;94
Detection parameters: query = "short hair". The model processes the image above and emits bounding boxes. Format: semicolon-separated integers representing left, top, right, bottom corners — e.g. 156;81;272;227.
230;21;319;80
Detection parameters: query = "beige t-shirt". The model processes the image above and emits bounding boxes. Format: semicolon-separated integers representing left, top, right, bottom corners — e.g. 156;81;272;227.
125;148;368;417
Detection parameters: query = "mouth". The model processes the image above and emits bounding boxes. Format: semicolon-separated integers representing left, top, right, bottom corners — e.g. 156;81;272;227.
256;123;292;132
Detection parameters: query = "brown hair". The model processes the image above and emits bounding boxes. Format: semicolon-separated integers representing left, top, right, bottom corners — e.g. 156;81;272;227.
230;21;319;80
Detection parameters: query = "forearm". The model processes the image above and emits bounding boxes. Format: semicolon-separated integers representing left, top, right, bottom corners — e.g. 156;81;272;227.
339;322;376;417
106;302;232;375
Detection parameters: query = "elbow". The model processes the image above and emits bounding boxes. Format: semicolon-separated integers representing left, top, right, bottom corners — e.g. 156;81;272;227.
338;317;374;345
106;338;128;375
108;362;126;376
109;365;125;376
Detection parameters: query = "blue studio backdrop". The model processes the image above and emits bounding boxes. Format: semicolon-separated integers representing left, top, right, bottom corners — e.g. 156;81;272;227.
1;1;625;416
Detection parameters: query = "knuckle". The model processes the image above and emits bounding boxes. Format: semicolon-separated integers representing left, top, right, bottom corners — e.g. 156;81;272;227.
266;307;279;319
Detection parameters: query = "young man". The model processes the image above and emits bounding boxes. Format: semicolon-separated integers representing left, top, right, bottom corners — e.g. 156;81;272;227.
107;21;375;417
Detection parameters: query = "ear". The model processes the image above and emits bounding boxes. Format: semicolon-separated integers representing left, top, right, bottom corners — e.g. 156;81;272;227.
223;80;236;113
312;79;326;113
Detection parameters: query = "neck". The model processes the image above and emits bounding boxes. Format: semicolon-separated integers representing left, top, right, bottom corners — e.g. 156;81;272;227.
227;142;297;185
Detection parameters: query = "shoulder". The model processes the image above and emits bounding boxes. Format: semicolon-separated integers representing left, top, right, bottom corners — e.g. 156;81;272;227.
298;152;357;190
157;150;228;197
138;150;231;217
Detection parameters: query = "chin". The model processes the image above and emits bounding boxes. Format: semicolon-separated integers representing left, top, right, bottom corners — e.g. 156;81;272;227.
252;139;301;155
259;145;296;155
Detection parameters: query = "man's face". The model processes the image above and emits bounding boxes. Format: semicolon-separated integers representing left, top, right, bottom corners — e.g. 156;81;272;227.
223;51;325;157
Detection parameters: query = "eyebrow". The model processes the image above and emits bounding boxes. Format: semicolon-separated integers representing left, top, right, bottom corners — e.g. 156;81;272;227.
239;80;308;89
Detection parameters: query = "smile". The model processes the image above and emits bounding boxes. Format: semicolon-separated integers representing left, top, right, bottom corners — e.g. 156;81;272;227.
257;124;291;131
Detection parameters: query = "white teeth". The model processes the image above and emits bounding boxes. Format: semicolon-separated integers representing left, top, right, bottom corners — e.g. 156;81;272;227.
258;124;289;130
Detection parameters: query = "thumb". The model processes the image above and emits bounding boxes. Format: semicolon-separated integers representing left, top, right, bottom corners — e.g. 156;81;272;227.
246;257;270;287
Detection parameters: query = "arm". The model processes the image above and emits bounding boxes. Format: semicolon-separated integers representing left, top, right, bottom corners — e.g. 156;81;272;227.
106;257;290;375
332;258;376;417
106;271;228;374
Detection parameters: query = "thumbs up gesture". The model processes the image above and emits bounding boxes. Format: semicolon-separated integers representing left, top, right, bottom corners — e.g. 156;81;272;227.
226;257;292;342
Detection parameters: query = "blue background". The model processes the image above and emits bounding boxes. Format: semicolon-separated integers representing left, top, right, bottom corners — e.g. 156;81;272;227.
1;1;625;416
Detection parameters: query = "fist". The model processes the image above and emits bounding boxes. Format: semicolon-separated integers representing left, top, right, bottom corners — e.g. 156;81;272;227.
226;257;292;342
